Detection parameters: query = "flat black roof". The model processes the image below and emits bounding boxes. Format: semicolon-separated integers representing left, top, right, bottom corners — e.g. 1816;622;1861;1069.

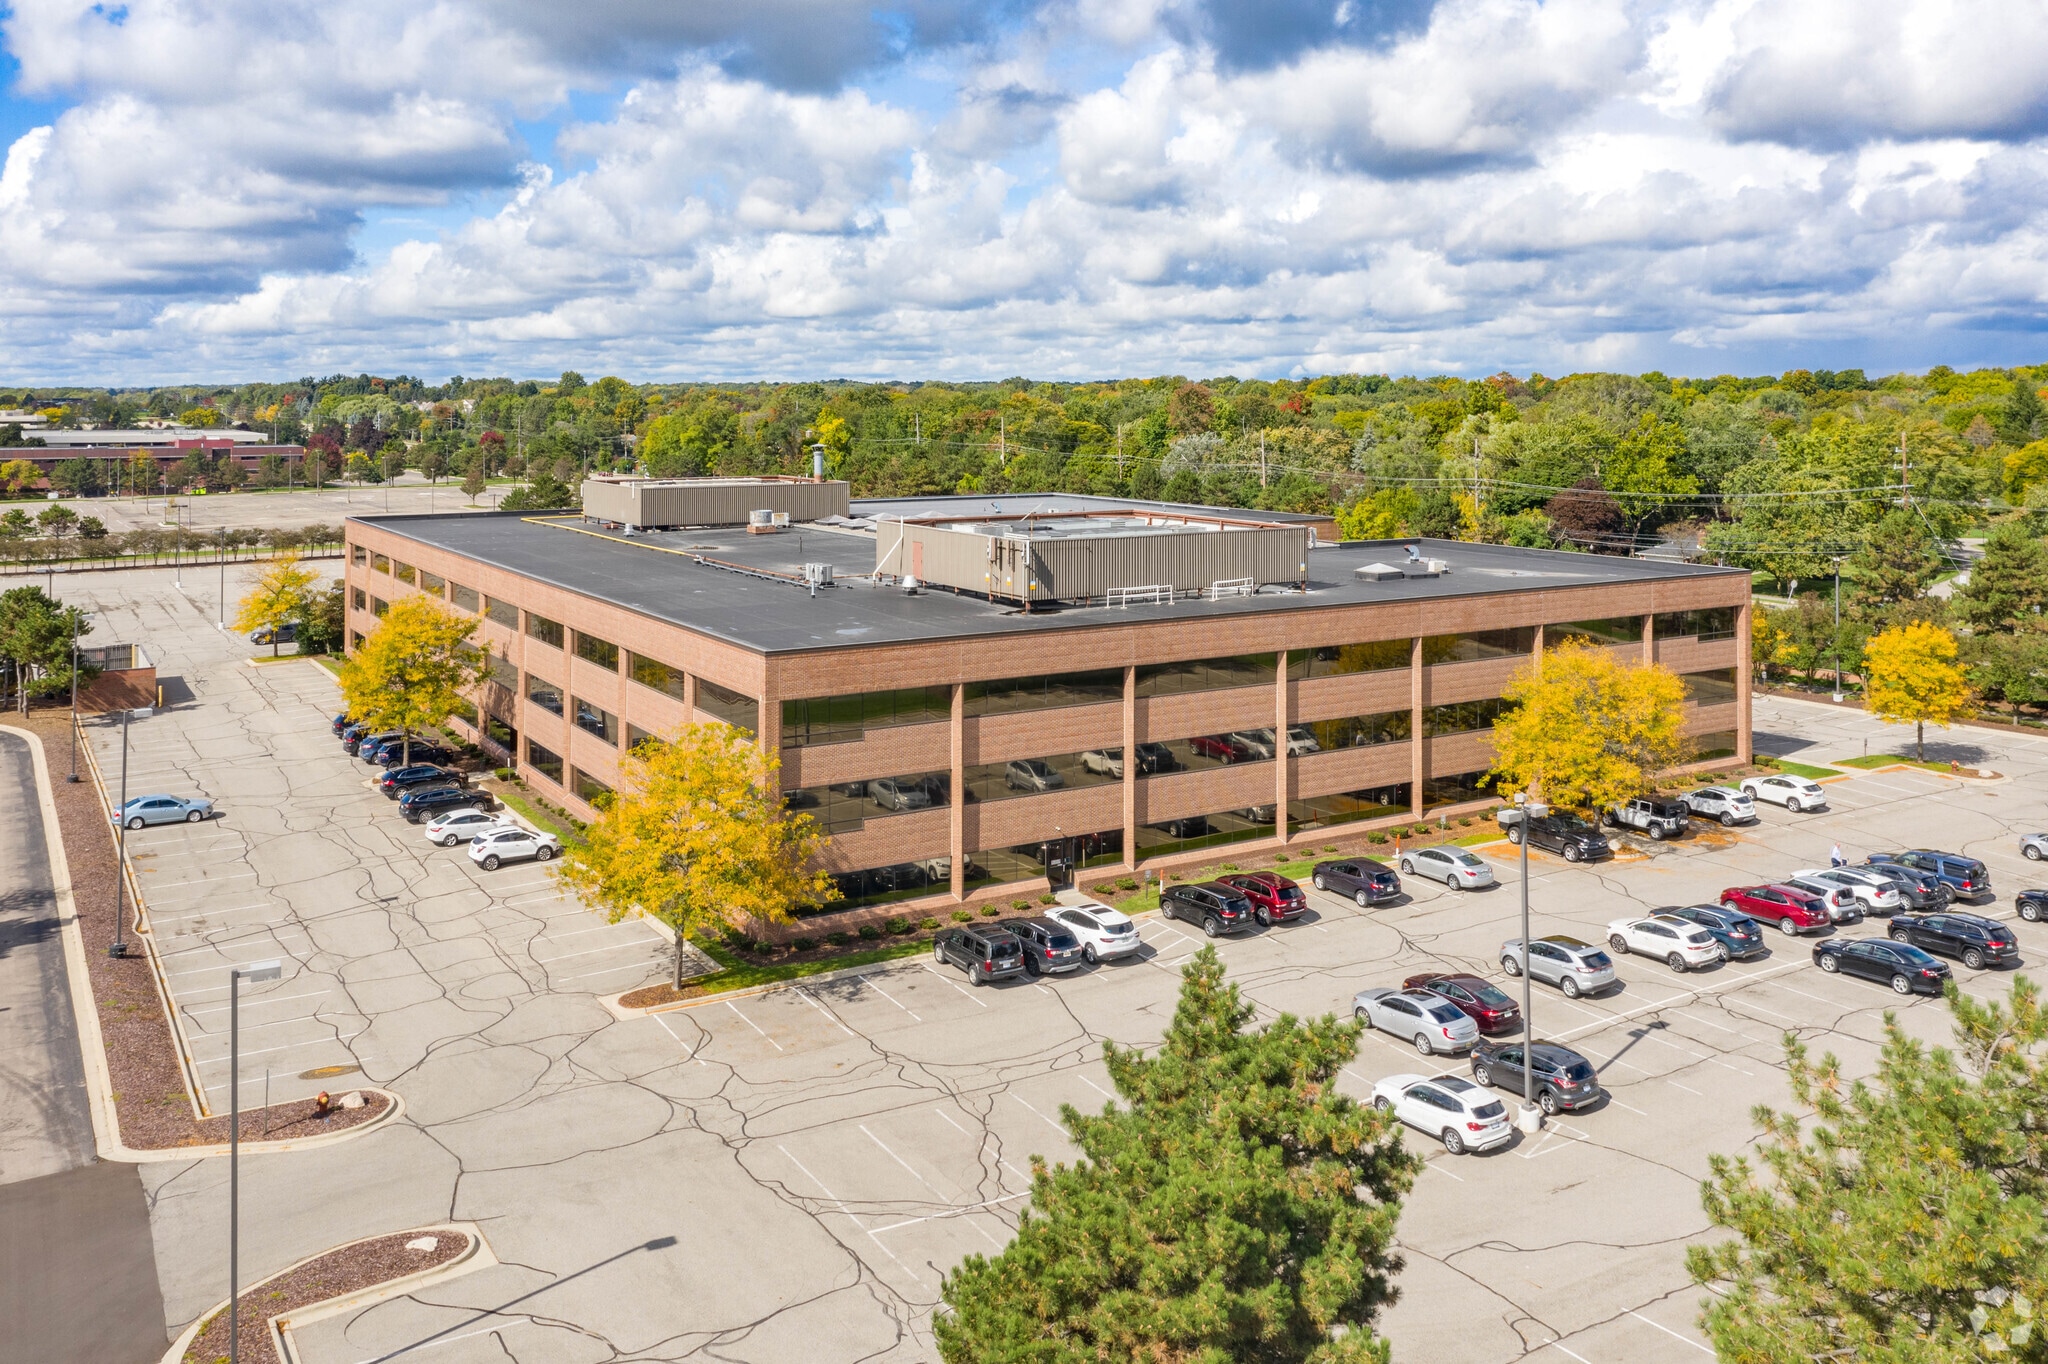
352;506;1746;657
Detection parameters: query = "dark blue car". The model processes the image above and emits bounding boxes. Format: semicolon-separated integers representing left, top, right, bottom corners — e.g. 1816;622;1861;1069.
1657;904;1768;961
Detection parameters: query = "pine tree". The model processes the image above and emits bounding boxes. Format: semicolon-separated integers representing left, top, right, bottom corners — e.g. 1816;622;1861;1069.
1847;508;1943;618
1690;978;2048;1363
936;948;1418;1364
1956;521;2048;634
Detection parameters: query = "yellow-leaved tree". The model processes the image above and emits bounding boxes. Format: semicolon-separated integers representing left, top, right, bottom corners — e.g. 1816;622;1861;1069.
232;550;318;656
337;596;490;767
1488;637;1692;813
555;724;837;990
1862;620;1971;761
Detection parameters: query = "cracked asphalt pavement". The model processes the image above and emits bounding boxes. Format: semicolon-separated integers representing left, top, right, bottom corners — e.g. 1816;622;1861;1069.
52;567;2048;1363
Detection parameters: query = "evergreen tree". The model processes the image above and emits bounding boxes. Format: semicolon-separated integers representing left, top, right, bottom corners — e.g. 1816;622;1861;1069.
1690;978;2048;1363
1846;508;1943;617
1956;521;2048;633
2003;371;2044;445
499;469;576;510
936;948;1418;1363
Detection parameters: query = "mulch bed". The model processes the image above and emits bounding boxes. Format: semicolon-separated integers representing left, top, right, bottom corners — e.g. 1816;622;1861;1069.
18;708;386;1149
182;1229;471;1364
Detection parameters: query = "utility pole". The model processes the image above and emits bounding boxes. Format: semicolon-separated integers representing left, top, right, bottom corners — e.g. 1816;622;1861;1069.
998;414;1006;467
1115;423;1124;481
217;526;227;629
1831;555;1846;702
1259;430;1267;488
1899;429;1910;506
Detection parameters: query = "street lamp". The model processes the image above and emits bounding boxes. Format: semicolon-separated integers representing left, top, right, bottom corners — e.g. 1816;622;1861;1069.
217;526;228;629
227;957;283;1364
110;706;137;958
1512;791;1549;1133
67;609;92;783
1829;555;1847;703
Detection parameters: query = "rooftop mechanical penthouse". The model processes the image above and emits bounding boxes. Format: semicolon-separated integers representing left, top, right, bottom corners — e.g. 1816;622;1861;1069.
343;479;1752;916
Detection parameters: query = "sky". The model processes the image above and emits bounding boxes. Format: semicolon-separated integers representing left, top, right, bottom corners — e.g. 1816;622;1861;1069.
0;0;2045;385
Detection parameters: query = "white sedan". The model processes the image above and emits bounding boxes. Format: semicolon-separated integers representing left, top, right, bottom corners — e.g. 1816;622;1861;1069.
1048;902;1141;963
1605;915;1723;971
1791;867;1900;915
423;808;509;847
1398;846;1495;890
1370;1073;1514;1155
1741;774;1829;812
468;826;562;870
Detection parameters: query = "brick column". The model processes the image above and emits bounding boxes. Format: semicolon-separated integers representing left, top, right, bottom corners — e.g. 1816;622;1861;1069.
1274;653;1290;842
1736;601;1753;763
1410;636;1425;816
1642;612;1654;664
1122;666;1137;870
950;683;966;900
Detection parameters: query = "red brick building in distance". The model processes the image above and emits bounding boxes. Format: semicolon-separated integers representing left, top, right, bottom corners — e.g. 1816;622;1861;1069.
342;478;1750;917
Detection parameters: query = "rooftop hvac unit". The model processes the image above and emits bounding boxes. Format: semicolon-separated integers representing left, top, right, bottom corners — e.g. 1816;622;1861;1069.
771;511;791;527
802;562;834;585
748;508;773;527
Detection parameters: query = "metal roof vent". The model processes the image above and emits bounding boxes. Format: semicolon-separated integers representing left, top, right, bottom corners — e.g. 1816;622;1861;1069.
1355;562;1405;582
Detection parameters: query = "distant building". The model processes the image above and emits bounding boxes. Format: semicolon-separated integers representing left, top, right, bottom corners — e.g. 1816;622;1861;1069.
37;427;273;448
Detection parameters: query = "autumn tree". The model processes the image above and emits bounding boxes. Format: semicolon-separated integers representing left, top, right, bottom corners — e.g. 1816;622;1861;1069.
554;723;836;988
337;596;490;767
0;457;40;495
1544;476;1624;551
461;460;487;502
232;550;318;656
1689;978;2048;1363
937;947;1417;1364
1488;636;1691;813
1863;621;1971;760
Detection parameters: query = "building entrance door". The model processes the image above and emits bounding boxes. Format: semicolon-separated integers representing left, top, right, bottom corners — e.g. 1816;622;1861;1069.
1043;839;1071;890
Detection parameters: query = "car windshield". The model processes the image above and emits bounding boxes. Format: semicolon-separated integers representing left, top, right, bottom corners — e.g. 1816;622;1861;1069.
1550;814;1593;832
1425;1005;1463;1024
1895;944;1942;967
1047;934;1077;950
1472;1101;1506;1120
1582;951;1613;968
1562;1062;1597;1083
1448;851;1483;866
1472;982;1515;1008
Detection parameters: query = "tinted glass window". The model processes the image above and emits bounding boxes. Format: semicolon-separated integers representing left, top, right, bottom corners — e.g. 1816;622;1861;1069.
1287;639;1411;679
963;670;1123;714
526;613;564;647
1681;668;1738;705
1302;710;1410;750
628;652;689;702
1423;697;1508;737
1426;1005;1463;1024
1422;628;1535;662
574;631;619;671
782;687;952;746
1134;654;1277;697
1551;616;1643;646
698;679;756;734
525;739;563;784
450;583;479;612
484;596;518;629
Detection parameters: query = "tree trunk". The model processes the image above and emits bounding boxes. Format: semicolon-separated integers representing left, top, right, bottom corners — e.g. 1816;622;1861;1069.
1916;721;1924;762
673;937;685;990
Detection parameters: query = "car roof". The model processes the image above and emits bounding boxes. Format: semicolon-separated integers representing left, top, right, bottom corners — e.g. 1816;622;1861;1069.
1766;883;1823;901
1540;935;1593;949
1527;1042;1590;1063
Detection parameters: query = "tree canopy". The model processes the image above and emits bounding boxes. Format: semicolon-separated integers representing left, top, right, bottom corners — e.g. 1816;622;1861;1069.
937;947;1418;1364
232;550;318;656
1863;621;1971;760
1690;978;2048;1363
1487;637;1692;813
337;596;489;766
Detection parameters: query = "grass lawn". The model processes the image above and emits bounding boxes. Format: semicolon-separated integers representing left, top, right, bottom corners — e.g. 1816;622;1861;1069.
310;655;342;677
640;935;934;1000
491;786;588;847
1764;758;1841;780
1834;754;1960;774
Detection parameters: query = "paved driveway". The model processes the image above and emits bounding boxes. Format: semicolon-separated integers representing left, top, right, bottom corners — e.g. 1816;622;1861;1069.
47;573;2048;1364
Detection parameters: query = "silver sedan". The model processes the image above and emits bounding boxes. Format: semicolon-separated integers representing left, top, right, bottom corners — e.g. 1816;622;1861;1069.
1398;846;1495;890
2023;833;2048;862
113;794;214;829
1352;988;1481;1056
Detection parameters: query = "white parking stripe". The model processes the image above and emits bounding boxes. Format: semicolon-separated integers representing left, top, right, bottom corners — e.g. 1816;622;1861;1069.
724;1001;783;1050
138;871;258;892
857;975;921;1022
195;1030;363;1064
535;938;661;966
560;961;660;982
1627;1310;1715;1354
796;989;858;1039
183;990;330;1016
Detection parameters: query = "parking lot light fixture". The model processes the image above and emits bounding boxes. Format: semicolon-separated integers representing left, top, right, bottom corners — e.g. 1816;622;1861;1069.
227;958;283;1364
1513;792;1548;1133
110;706;133;959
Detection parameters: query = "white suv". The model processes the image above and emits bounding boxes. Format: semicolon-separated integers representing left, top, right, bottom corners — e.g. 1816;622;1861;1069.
1742;774;1829;812
1791;867;1901;915
1605;915;1723;972
424;808;510;847
1681;785;1757;826
468;826;563;870
1047;902;1141;963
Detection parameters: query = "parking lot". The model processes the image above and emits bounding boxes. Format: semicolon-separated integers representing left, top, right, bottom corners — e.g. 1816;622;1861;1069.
54;567;2048;1364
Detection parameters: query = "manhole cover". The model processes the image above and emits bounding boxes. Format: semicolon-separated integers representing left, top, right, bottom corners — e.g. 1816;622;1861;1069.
299;1064;361;1080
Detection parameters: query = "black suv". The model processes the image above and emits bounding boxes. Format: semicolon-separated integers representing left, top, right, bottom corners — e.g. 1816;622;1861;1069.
2019;889;2047;924
1160;881;1253;937
331;712;355;736
1499;810;1612;862
379;742;458;769
379;764;467;798
1869;850;1992;904
933;925;1026;985
1010;917;1086;976
1311;859;1402;907
1858;860;1952;910
1888;913;2019;969
1469;1039;1606;1115
397;786;495;823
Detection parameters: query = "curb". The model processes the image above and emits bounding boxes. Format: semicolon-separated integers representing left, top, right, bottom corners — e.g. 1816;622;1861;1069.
158;1222;493;1364
125;1089;407;1163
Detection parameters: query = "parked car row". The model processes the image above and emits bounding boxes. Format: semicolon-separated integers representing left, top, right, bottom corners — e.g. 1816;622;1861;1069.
1370;1036;1611;1153
334;712;556;870
930;902;1142;983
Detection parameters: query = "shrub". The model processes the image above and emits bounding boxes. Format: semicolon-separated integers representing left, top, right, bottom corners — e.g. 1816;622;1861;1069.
886;916;913;935
828;932;851;947
1220;862;1240;872
857;925;881;941
1118;877;1138;891
1013;899;1031;912
493;767;516;782
1038;893;1057;906
951;909;972;923
793;937;818;952
1323;844;1339;852
919;917;940;931
982;905;1003;917
1368;831;1389;844
1458;816;1474;827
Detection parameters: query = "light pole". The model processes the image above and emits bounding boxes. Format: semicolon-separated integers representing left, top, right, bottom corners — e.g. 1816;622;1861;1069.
217;526;227;629
110;706;133;958
67;609;90;783
1512;791;1548;1133
227;957;282;1364
1830;555;1846;703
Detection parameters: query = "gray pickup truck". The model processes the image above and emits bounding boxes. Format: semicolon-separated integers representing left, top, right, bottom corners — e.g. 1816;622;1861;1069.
1603;796;1690;841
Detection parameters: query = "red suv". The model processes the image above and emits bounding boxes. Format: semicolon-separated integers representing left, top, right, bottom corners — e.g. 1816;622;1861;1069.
1216;872;1308;926
1720;884;1831;936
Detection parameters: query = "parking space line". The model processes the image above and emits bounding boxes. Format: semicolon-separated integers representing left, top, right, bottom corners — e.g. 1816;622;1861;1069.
653;1014;696;1059
1665;1079;1702;1095
195;1030;363;1064
777;1146;918;1279
1077;1074;1116;1104
531;923;629;945
182;990;330;1017
1012;1093;1068;1138
857;975;921;1022
560;961;657;983
1546;1342;1594;1363
796;988;858;1039
1626;1310;1714;1354
724;1001;783;1050
536;939;661;966
141;871;258;891
156;904;274;925
860;1124;961;1204
868;1191;1030;1235
922;965;988;1007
